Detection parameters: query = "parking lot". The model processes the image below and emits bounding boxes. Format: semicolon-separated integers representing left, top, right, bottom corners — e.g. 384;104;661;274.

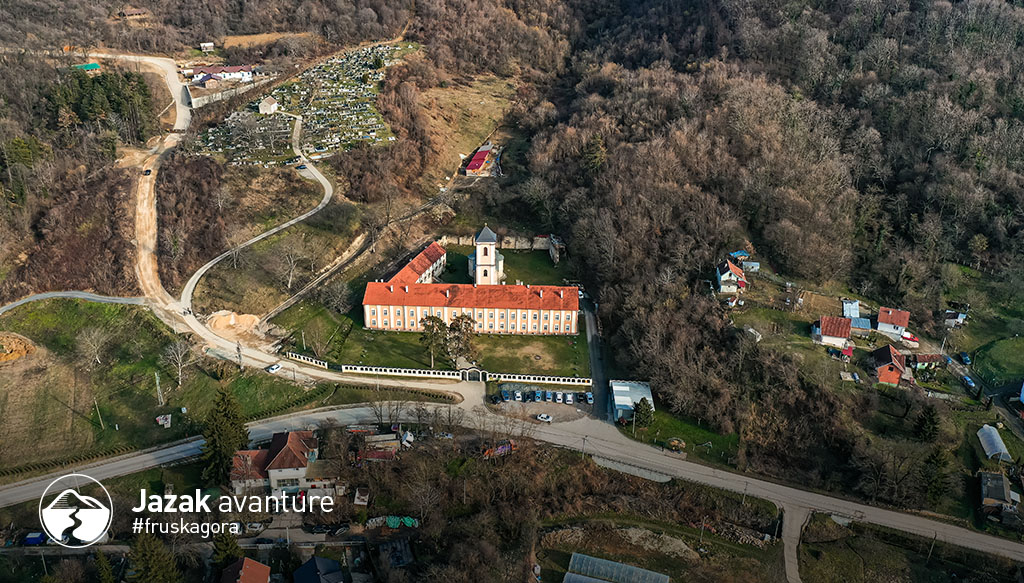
490;383;596;423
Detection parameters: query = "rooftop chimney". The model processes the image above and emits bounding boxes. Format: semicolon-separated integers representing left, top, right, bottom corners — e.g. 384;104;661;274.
445;289;450;298
388;285;393;292
559;290;563;298
539;289;544;298
526;284;531;289
404;286;409;292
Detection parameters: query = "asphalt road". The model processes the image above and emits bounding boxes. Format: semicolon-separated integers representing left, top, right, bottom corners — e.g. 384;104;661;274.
0;292;145;316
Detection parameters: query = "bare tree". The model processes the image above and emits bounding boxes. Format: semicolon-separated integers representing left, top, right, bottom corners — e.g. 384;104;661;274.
161;340;197;388
77;326;112;368
318;279;353;314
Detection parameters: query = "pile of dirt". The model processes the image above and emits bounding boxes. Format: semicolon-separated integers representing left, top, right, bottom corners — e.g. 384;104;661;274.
541;526;699;562
0;332;35;364
618;527;699;562
206;310;266;344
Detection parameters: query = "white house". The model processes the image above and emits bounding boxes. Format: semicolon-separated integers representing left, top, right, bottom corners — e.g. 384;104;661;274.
258;96;279;115
230;431;335;498
199;42;215;53
877;306;910;338
610;380;654;421
716;260;746;294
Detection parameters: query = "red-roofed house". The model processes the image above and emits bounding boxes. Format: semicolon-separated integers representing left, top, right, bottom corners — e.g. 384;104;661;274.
873;345;907;386
221;558;270;583
812;316;852;349
362;227;579;335
716;260;746;294
230;431;335;497
877;306;911;337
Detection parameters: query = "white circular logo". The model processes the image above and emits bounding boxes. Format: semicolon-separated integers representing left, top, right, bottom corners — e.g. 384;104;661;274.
38;474;112;548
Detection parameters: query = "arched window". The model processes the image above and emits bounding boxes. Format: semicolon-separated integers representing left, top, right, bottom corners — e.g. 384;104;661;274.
483;269;488;277
483;247;489;257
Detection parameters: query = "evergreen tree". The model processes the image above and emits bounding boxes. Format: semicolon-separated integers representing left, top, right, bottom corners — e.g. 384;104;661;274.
419;316;448;369
95;550;115;583
633;397;654;428
582;134;607;175
913;404;940;442
130;532;181;583
200;386;249;485
211;532;244;569
920;448;951;506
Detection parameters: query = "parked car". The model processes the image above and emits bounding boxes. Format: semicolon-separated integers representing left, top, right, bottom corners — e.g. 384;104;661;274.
255;538;274;545
536;413;552;423
246;522;264;533
901;332;919;342
963;376;976;389
585;392;594;404
960;352;972;365
490;394;502;405
23;533;46;546
545;391;554;402
331;524;350;536
852;373;861;384
555;392;564;403
565;392;574;405
533;390;543;402
500;390;511;402
514;390;523;402
296;164;308;169
142;168;152;176
944;355;953;365
265;363;282;373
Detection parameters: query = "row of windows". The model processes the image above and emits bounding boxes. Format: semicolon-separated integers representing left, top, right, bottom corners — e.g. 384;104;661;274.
370;319;567;332
370;308;570;321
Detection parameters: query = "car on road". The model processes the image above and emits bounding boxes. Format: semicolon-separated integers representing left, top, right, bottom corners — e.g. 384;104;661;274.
565;392;574;405
331;524;350;536
555;391;563;403
944;355;953;365
265;363;282;373
585;392;594;404
297;164;307;169
304;525;332;534
514;390;523;402
255;538;274;545
490;395;502;405
536;413;552;423
963;376;976;389
143;169;152;176
960;352;972;365
246;522;264;533
500;390;511;402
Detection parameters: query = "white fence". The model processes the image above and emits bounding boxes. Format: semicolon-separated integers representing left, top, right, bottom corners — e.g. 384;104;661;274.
488;373;592;386
188;77;275;108
285;352;328;369
339;365;462;380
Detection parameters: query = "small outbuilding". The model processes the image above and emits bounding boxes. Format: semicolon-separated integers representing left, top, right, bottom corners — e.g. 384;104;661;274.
258;96;279;115
610;380;654;421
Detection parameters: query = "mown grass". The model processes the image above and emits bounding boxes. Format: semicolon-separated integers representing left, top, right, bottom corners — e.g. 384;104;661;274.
619;410;740;468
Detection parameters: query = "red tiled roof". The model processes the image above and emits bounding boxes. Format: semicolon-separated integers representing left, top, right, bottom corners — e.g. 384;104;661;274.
230;450;270;481
391;242;446;285
818;316;851;339
265;431;317;471
221;557;270;583
873;345;906;372
878;306;910;328
717;260;745;280
363;282;579;311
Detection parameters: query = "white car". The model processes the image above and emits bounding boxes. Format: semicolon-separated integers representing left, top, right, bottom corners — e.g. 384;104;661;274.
514;390;523;401
265;363;282;373
555;392;564;403
565;392;574;405
536;414;552;423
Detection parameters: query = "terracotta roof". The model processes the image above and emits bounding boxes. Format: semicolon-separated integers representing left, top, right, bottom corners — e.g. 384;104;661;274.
390;242;446;285
221;558;271;583
230;450;270;481
265;431;318;471
878;306;910;328
363;282;579;311
717;260;745;280
873;345;906;372
818;316;851;339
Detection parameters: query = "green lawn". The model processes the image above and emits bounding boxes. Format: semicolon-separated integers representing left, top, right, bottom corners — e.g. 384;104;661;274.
942;264;1024;352
620;410;740;468
476;321;589;377
974;337;1024;387
443;245;572;286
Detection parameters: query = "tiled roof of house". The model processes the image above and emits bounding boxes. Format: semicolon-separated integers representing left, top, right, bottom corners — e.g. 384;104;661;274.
390;242;446;285
818;316;851;339
717;260;745;280
878;306;910;328
221;557;271;583
265;430;318;471
230;450;270;481
873;345;906;372
363;282;578;311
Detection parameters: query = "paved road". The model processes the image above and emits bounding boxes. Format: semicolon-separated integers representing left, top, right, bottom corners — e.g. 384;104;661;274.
0;292;145;316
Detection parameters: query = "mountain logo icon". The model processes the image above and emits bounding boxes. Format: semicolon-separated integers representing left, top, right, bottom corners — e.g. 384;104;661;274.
38;474;112;548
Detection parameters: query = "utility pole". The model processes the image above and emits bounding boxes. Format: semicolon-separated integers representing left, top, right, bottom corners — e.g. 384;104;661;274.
94;398;105;430
742;482;748;506
155;372;164;406
581;436;588;458
927;532;937;561
699;515;708;544
236;341;243;370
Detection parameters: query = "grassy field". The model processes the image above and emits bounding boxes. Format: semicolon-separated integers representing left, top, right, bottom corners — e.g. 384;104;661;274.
974;337;1024;387
0;299;401;476
800;514;1019;582
942;264;1024;350
476;321;589;377
620;410;741;468
442;245;572;287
